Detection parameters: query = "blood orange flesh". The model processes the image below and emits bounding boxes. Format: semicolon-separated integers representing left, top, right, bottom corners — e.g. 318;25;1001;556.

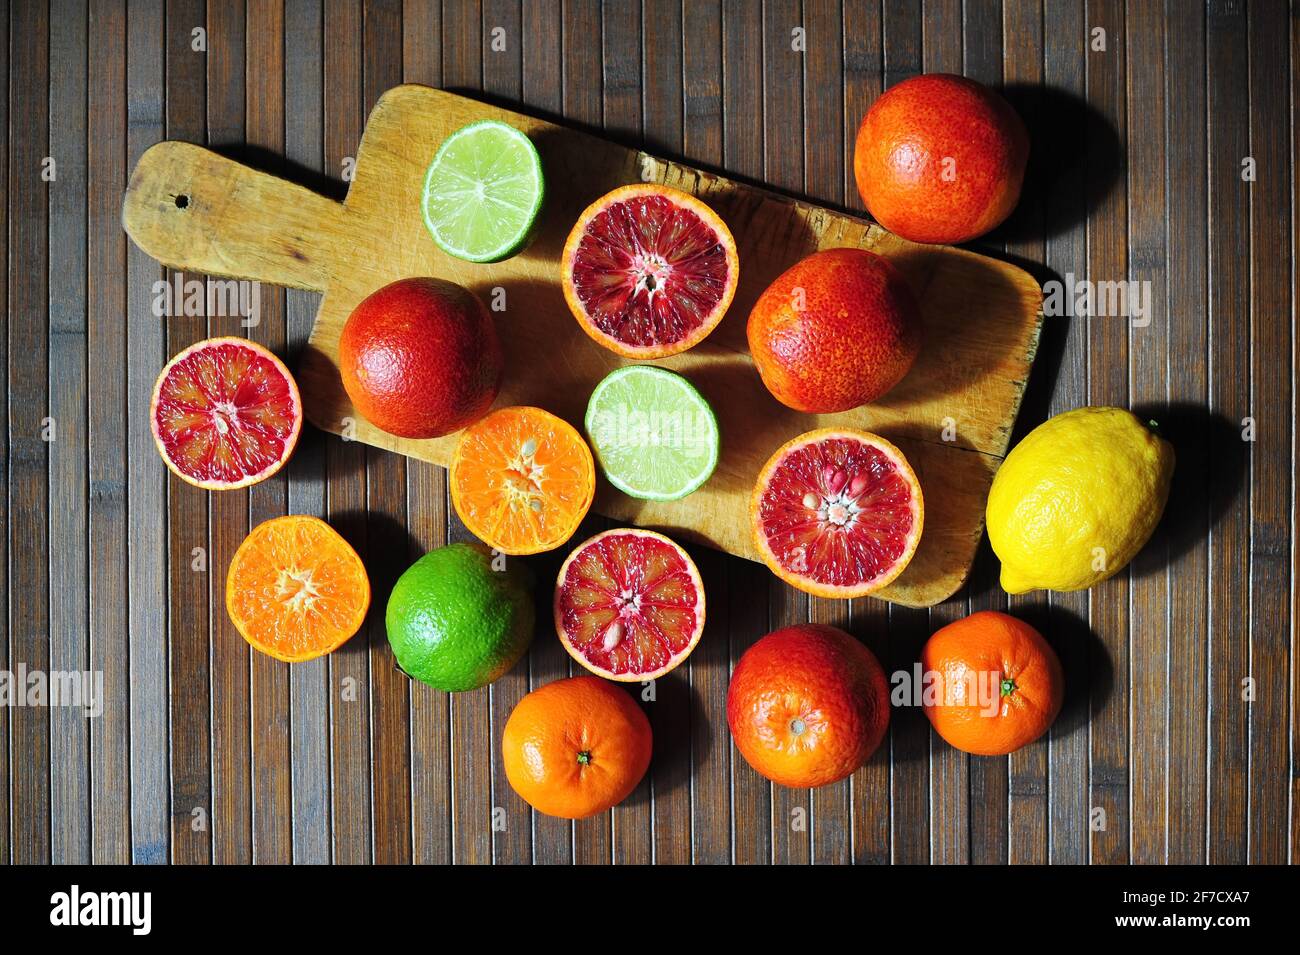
751;429;923;598
562;184;738;358
151;336;303;490
554;528;705;681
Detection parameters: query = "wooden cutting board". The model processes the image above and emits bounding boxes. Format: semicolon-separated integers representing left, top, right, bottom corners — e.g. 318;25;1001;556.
122;84;1043;608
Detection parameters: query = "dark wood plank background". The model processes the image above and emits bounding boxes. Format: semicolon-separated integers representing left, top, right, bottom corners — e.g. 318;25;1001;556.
1;0;1294;864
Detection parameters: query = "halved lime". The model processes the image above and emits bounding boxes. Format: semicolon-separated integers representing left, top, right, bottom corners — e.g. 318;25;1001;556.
584;365;719;501
420;119;545;263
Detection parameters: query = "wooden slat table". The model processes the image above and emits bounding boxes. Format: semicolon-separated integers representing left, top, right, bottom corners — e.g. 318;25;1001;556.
2;0;1294;865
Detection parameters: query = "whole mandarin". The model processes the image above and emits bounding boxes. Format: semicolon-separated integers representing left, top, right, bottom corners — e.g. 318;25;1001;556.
920;610;1063;755
502;675;652;819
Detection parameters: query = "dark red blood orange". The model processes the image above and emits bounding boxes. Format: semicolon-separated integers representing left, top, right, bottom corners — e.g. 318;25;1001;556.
554;528;705;681
150;336;303;490
561;184;739;358
747;248;922;413
751;428;923;598
853;73;1029;245
727;624;891;788
338;277;502;439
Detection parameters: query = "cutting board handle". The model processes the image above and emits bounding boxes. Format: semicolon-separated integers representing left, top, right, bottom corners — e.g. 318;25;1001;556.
122;141;345;292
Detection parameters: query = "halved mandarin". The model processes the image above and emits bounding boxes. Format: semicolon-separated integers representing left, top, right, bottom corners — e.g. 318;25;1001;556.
450;406;596;555
225;515;371;662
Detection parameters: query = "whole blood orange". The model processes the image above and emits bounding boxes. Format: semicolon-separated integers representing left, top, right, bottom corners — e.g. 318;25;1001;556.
921;610;1063;755
225;515;370;663
854;73;1029;244
751;428;923;598
747;248;921;412
502;675;653;818
150;336;302;490
338;277;502;439
728;624;890;788
450;406;595;555
561;183;739;358
554;528;705;682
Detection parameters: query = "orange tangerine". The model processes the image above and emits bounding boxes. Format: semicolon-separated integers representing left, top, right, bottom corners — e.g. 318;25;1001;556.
450;406;596;555
225;515;370;663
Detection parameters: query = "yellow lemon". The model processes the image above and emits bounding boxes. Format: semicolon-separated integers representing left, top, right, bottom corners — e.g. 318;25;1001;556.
986;407;1174;594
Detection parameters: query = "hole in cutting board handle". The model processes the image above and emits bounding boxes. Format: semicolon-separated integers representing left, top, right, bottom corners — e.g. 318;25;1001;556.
174;194;190;209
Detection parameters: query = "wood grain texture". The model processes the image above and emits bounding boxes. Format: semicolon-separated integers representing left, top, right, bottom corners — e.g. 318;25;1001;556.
10;0;51;866
48;0;90;865
121;85;1044;610
4;0;1295;867
125;0;168;865
1084;0;1129;867
1163;2;1209;866
86;0;131;865
163;0;212;866
1206;0;1250;866
1244;0;1291;865
1040;0;1089;867
205;0;250;865
1126;0;1167;866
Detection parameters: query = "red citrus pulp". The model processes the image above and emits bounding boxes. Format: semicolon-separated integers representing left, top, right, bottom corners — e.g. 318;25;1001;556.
150;336;303;490
554;528;705;681
751;428;923;598
561;183;739;358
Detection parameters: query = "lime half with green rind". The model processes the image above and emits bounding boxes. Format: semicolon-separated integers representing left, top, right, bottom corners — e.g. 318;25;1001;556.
584;365;720;501
420;119;545;263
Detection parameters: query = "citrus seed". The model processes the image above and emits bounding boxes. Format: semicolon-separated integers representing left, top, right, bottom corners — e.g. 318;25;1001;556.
602;620;624;651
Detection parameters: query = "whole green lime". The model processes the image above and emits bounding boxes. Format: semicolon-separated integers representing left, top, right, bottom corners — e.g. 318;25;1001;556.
386;543;534;692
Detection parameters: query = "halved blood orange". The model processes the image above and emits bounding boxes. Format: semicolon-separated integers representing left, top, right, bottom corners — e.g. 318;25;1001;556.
554;528;705;682
451;406;596;555
225;515;370;663
751;428;923;598
150;336;303;489
561;183;739;358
